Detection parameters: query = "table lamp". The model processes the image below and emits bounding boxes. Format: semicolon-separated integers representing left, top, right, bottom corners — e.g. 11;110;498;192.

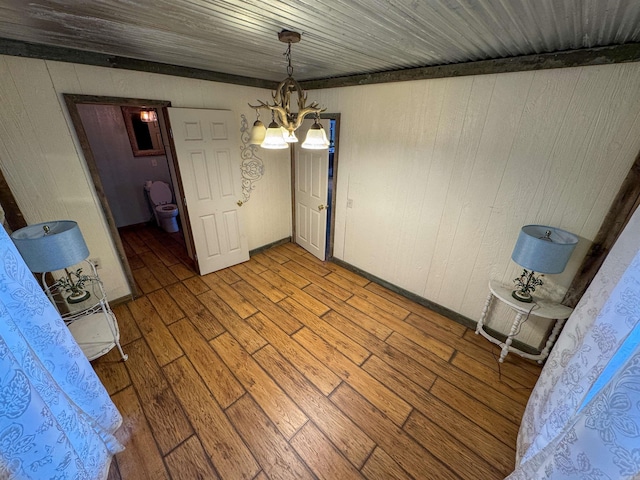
511;225;578;303
11;220;92;303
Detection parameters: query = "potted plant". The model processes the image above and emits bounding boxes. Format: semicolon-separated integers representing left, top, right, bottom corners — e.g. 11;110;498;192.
56;268;91;304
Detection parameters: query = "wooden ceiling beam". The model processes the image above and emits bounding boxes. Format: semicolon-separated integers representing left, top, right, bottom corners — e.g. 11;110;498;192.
300;43;640;90
1;38;639;91
0;37;278;90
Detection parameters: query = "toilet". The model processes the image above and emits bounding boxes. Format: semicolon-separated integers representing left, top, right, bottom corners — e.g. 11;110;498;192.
145;181;179;232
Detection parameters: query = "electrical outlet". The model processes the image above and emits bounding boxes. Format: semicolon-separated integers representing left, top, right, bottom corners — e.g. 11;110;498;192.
347;198;354;208
90;258;101;269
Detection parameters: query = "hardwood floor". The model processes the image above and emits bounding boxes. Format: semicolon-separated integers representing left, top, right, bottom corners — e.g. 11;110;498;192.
95;223;542;479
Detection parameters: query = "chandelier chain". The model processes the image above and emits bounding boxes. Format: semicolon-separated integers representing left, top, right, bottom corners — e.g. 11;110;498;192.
285;42;293;77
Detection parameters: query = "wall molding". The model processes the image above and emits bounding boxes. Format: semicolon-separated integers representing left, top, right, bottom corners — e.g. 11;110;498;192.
0;166;26;232
0;37;277;90
2;37;639;91
563;149;640;307
300;43;640;90
249;237;291;256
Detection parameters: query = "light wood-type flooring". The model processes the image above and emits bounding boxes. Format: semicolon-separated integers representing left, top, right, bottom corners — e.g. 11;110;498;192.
96;224;542;480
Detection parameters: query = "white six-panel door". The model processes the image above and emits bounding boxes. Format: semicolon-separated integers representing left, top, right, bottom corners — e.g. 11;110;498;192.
294;118;330;260
167;108;249;274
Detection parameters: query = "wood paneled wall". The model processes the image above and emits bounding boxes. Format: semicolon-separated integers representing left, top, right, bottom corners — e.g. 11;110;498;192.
312;63;640;347
0;55;291;300
77;104;172;228
2;54;640;348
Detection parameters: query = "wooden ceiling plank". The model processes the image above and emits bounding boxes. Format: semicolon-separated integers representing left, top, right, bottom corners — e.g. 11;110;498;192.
3;0;640;82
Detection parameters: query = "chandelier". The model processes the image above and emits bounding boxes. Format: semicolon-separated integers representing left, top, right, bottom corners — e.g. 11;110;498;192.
249;30;329;150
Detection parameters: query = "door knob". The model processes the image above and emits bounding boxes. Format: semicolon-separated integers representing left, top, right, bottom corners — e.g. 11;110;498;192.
237;200;243;207
318;204;327;211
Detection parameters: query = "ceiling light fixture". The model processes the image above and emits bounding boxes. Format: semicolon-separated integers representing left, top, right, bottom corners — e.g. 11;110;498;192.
249;30;327;150
140;109;157;123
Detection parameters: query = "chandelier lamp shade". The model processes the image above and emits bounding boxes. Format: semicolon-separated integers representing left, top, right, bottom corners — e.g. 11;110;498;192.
249;30;328;150
248;111;267;145
302;116;331;149
510;225;579;303
260;118;289;149
11;220;92;303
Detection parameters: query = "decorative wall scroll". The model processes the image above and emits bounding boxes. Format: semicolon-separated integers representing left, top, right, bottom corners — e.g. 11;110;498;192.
239;114;265;203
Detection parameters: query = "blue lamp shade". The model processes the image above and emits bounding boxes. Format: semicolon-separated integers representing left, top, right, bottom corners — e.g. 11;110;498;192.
11;221;90;272
511;225;579;274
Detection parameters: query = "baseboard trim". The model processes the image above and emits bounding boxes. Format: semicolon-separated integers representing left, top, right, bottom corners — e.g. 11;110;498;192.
109;294;135;308
330;257;539;356
250;237;292;256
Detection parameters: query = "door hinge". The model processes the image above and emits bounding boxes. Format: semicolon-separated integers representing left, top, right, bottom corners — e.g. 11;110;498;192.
194;253;198;262
169;128;173;139
183;197;187;206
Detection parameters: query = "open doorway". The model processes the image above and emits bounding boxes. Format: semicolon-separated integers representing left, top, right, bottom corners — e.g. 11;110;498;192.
325;115;339;259
292;113;340;261
64;95;195;297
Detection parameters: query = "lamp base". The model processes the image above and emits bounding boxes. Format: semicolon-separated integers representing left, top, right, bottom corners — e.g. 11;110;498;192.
512;290;533;303
67;290;90;304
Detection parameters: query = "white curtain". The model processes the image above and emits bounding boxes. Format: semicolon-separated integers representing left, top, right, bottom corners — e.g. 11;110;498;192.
508;209;640;479
0;226;123;479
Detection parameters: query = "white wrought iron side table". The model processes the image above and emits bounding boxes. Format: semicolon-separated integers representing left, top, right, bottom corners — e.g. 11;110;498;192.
476;279;573;363
43;260;128;362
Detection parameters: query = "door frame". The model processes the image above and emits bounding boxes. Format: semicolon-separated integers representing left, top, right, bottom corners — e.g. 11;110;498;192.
290;113;341;260
63;94;195;296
